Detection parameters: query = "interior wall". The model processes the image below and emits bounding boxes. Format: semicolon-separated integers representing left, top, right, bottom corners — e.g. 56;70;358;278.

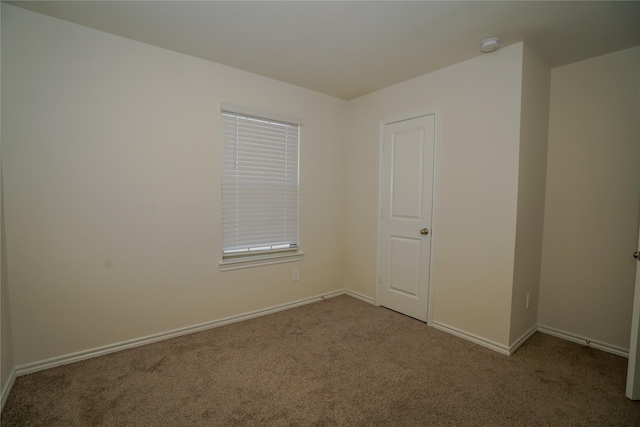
345;43;524;348
1;1;16;403
509;45;550;345
1;4;347;367
1;188;12;402
538;46;640;351
4;0;637;375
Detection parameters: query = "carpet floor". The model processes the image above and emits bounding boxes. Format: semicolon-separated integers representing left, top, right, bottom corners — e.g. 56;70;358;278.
2;295;640;426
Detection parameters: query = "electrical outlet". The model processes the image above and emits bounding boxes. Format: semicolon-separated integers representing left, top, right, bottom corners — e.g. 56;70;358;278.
292;267;299;282
526;292;530;309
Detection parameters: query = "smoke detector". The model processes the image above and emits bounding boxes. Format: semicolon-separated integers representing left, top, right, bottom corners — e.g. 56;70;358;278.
480;37;501;53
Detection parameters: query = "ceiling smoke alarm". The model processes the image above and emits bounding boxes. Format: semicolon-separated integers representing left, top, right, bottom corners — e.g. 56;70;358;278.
480;37;501;53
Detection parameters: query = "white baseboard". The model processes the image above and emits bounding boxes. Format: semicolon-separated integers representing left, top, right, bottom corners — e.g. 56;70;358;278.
15;290;364;377
0;368;17;413
430;321;511;356
537;324;629;358
509;325;538;355
5;289;627;413
342;289;376;305
428;322;626;358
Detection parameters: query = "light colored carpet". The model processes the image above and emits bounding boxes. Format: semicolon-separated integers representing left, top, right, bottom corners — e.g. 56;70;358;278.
2;295;639;426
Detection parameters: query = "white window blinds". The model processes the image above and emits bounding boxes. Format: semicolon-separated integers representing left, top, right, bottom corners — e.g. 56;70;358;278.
221;108;300;256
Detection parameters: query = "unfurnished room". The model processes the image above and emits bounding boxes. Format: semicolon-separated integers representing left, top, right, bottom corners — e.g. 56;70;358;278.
1;1;639;425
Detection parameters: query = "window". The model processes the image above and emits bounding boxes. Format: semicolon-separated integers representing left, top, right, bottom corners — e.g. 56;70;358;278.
220;104;304;270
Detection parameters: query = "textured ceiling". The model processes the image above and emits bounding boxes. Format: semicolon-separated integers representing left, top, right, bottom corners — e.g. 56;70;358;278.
7;1;640;100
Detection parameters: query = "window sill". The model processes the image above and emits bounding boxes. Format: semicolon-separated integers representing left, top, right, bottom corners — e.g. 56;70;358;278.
219;251;304;271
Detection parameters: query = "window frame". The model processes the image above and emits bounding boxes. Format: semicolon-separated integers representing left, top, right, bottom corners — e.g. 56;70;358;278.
218;103;304;271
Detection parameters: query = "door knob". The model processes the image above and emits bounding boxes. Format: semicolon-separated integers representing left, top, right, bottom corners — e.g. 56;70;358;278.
634;251;639;260
420;228;429;235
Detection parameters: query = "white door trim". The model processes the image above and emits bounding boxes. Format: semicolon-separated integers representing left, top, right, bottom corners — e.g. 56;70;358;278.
375;108;441;325
626;227;640;399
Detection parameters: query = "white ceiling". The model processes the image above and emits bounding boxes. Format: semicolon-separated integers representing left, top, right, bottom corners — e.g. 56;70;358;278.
7;1;640;100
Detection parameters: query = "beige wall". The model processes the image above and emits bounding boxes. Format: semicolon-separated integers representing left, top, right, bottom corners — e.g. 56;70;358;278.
509;45;550;345
345;44;525;348
3;2;637;378
1;1;16;404
539;46;640;351
1;189;13;401
2;4;347;366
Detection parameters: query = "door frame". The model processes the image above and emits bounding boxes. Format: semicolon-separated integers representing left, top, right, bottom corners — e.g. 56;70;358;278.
626;226;640;399
375;108;441;325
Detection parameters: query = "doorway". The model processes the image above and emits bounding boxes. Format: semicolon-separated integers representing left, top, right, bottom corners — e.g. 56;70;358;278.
377;112;438;322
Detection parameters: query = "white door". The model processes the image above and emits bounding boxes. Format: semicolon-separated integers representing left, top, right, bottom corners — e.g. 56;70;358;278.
626;228;640;399
377;114;436;322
